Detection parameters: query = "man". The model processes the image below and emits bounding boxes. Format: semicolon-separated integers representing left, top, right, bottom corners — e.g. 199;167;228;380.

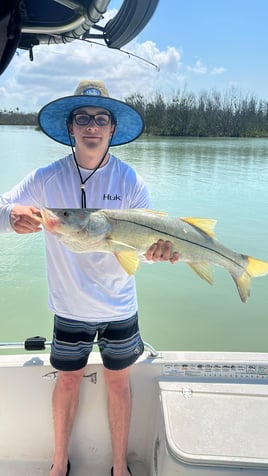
0;80;178;476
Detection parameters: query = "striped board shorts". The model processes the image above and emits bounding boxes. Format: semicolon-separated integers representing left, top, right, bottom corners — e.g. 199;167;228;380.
50;312;144;371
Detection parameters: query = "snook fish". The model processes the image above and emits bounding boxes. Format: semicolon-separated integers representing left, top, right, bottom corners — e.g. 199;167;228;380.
38;208;268;303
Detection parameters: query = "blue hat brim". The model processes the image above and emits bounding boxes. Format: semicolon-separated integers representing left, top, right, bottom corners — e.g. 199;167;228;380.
38;95;144;146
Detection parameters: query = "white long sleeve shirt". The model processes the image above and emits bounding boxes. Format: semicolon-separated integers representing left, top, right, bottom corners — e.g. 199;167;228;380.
0;153;151;322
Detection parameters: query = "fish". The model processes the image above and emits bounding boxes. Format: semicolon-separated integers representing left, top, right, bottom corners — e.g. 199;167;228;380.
37;207;268;303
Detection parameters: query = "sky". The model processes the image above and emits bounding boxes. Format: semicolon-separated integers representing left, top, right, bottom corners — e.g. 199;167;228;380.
1;0;268;111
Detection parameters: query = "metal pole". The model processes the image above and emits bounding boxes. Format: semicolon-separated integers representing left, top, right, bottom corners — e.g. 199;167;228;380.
0;337;159;357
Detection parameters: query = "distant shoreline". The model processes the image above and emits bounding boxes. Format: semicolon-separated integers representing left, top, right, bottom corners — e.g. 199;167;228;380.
2;87;268;138
2;121;268;138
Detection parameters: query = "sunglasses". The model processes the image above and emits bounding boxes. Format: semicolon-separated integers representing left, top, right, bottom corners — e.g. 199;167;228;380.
73;112;112;127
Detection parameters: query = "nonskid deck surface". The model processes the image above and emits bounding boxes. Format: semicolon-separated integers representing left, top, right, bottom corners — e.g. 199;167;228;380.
0;460;147;476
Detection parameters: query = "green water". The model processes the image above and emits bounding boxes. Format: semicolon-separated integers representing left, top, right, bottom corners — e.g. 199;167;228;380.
1;127;268;352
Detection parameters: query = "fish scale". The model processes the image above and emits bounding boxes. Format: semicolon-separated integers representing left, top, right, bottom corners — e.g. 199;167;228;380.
36;208;268;303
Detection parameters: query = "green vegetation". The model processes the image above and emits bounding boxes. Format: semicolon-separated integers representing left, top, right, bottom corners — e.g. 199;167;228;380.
0;109;37;126
126;89;268;138
1;89;268;137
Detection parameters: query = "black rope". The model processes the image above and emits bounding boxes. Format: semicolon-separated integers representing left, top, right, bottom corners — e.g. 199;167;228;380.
72;144;109;208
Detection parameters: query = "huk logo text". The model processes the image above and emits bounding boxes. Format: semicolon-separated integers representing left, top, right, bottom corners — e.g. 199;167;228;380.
103;193;121;201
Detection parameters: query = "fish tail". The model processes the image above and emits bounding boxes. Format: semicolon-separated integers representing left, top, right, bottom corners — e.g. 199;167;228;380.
233;256;268;303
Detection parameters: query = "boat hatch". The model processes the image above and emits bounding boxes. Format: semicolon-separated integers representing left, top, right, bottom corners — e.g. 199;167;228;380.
159;380;268;469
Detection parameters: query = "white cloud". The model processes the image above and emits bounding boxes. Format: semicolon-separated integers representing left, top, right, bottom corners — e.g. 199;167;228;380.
0;37;185;111
0;2;227;112
187;59;207;75
211;66;226;75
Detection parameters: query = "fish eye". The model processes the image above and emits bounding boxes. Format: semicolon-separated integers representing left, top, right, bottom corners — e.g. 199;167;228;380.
63;211;69;217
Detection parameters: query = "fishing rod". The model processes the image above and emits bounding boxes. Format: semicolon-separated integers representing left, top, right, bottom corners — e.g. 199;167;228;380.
0;336;159;357
79;38;161;71
40;35;160;71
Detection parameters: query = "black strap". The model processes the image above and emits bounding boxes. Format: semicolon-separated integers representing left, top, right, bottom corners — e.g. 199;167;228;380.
67;123;115;208
74;148;109;208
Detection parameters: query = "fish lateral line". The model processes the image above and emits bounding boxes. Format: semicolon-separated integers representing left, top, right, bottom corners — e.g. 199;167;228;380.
108;216;249;273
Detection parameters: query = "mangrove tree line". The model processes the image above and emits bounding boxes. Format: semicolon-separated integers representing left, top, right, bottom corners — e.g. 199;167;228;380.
1;89;268;137
126;89;268;137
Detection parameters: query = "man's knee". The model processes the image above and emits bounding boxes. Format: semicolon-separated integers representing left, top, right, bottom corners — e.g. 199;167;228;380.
56;368;85;391
103;367;131;392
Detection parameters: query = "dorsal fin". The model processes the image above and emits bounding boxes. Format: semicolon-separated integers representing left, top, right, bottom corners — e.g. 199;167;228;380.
134;209;168;216
181;217;217;238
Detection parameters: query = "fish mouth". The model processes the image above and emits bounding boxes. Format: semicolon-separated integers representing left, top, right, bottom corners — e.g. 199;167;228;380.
40;208;62;233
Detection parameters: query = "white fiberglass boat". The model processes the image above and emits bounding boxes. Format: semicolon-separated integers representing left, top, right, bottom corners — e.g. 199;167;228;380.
1;338;268;475
1;2;268;475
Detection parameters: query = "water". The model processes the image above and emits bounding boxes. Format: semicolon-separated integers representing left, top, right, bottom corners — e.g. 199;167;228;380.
1;126;268;352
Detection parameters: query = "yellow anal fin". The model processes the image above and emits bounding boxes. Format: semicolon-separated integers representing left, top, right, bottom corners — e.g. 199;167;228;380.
233;273;251;303
115;250;140;275
181;217;217;238
188;262;214;285
233;256;268;303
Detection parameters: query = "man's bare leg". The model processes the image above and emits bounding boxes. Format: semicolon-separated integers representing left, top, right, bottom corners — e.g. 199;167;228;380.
50;368;85;476
103;367;132;476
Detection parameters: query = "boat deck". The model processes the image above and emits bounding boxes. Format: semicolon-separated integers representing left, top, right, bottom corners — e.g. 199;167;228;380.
2;350;268;476
0;460;147;476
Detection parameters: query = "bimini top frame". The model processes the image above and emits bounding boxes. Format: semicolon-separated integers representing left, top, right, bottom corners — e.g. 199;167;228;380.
0;0;159;74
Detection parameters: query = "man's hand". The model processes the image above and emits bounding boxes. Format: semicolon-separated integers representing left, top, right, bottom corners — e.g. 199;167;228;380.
144;239;179;264
10;205;42;234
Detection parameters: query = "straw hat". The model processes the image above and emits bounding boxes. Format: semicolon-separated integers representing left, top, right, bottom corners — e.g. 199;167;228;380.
38;80;144;146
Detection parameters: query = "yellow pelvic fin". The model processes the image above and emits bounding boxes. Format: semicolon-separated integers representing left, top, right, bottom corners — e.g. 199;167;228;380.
188;262;214;285
115;250;140;275
233;256;268;304
181;217;217;238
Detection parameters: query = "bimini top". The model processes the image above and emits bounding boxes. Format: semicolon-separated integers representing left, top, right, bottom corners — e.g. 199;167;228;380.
0;0;159;75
